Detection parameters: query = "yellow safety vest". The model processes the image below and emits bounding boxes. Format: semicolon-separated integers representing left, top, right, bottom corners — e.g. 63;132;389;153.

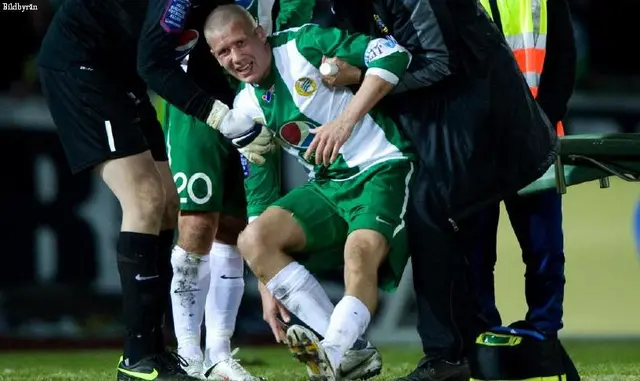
480;0;564;135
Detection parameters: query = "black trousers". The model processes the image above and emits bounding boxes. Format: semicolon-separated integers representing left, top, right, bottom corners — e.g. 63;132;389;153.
402;44;555;362
409;204;486;362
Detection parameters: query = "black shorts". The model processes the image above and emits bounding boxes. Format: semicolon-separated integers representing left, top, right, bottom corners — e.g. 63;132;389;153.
39;65;168;174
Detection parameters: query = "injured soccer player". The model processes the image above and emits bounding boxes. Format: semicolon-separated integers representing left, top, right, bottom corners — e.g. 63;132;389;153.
204;4;416;380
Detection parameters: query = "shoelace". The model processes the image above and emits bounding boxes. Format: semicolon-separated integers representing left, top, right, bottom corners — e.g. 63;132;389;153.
225;348;251;375
154;351;190;374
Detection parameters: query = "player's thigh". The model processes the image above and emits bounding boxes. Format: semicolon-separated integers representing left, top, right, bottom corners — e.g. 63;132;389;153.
39;66;152;174
345;160;416;291
97;151;164;211
165;103;228;213
244;149;283;220
271;184;348;273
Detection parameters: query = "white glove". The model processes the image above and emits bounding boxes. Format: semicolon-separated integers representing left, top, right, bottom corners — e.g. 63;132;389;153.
206;100;256;136
206;100;276;164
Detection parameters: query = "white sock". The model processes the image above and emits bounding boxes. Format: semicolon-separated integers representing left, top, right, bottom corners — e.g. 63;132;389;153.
322;295;371;370
170;246;211;359
265;262;334;336
205;243;245;366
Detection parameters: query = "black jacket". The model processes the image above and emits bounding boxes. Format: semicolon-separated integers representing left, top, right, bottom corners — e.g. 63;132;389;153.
332;0;558;229
38;0;234;122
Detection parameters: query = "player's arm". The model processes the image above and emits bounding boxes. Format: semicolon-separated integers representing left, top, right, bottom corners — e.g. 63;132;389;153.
136;0;229;127
382;0;455;94
296;24;411;124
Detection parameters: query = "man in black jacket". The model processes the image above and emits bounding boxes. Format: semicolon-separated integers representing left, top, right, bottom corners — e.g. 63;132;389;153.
467;0;577;344
325;0;558;379
37;0;275;379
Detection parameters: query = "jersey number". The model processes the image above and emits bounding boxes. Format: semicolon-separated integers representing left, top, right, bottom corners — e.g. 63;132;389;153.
174;172;213;205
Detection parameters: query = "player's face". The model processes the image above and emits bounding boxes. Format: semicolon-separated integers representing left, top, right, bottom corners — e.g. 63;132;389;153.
209;20;270;84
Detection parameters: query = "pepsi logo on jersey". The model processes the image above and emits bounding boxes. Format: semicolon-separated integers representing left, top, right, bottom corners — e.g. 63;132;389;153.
278;121;317;149
175;29;199;61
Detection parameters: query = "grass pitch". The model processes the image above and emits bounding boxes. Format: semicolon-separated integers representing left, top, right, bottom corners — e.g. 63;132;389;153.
0;340;639;380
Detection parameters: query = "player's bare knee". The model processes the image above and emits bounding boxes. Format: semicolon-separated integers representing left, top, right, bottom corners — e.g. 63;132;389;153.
236;222;269;265
177;212;219;254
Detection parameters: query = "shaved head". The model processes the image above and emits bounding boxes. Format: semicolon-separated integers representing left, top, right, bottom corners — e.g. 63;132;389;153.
204;4;271;84
204;4;257;41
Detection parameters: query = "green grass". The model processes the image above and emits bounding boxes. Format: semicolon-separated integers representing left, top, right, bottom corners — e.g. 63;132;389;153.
0;340;639;380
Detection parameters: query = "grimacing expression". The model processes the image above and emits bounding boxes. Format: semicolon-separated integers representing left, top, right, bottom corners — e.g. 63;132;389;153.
208;20;270;84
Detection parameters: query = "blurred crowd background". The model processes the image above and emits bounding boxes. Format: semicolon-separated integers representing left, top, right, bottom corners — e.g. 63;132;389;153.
0;0;638;350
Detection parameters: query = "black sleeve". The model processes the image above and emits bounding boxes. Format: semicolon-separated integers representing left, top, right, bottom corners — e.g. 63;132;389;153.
136;0;218;122
387;0;455;94
536;0;576;126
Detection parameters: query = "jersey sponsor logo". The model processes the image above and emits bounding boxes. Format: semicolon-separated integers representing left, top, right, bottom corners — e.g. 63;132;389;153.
175;29;199;62
235;0;255;9
294;77;318;96
161;0;191;33
364;38;403;66
240;154;251;178
278;121;316;149
261;85;275;103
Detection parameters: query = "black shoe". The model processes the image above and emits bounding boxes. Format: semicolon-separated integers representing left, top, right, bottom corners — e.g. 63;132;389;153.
395;357;470;381
117;351;200;381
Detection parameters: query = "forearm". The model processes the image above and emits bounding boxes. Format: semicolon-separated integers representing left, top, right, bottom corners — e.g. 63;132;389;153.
391;59;452;94
339;74;394;125
138;59;218;122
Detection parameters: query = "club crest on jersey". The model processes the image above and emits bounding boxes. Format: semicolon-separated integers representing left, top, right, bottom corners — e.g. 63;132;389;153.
294;77;317;97
278;121;316;149
161;0;191;33
175;29;199;61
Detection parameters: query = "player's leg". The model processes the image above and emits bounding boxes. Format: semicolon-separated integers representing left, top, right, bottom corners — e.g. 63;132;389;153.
201;149;261;381
329;161;415;372
139;95;181;354
164;103;228;376
284;160;415;380
242;157;383;379
39;67;196;380
237;185;347;336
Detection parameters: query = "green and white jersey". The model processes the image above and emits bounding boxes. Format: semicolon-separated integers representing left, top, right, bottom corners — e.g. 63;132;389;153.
233;24;414;180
